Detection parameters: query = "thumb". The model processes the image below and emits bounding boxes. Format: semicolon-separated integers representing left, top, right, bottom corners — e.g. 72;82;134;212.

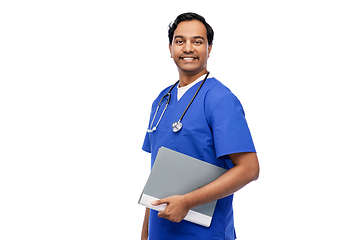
151;197;169;206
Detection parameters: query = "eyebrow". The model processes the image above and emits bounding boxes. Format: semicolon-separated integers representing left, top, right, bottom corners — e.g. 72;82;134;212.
174;35;205;41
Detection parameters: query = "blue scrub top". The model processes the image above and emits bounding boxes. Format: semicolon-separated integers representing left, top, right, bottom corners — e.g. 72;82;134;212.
142;77;256;240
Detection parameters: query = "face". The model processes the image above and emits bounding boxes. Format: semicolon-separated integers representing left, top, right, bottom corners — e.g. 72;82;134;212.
169;20;212;76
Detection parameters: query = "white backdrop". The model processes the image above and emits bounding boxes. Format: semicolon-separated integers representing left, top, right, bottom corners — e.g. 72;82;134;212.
1;1;359;239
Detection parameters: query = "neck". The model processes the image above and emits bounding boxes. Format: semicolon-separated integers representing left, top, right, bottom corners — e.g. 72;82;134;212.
178;68;208;87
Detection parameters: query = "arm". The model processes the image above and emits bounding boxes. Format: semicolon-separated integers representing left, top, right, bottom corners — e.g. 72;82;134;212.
141;208;150;240
152;152;259;222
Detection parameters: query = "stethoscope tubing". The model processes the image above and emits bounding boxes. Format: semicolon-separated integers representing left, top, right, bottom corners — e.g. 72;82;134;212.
178;72;209;122
147;84;178;133
147;72;209;133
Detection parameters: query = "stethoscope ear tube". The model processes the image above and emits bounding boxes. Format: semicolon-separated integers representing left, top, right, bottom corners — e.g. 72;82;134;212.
147;82;179;133
158;92;171;106
147;101;169;133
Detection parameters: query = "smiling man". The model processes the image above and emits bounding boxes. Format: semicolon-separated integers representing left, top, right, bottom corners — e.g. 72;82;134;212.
141;13;259;240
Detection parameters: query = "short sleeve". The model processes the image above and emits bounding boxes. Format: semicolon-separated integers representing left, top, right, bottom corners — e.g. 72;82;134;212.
142;132;151;153
206;91;256;159
142;108;153;153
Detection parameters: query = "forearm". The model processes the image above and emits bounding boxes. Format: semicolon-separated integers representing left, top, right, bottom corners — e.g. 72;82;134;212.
183;152;259;209
141;208;150;240
152;152;259;223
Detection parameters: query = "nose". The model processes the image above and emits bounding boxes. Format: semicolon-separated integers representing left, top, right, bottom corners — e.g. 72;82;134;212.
183;40;194;53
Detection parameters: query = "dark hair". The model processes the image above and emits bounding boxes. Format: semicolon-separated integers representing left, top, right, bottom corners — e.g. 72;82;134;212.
168;12;214;45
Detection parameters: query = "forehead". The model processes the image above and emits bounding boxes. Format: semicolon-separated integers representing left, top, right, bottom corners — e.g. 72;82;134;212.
173;20;207;39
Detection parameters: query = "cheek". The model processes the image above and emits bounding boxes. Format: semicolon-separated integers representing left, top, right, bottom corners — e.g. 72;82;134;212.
171;47;182;57
198;46;209;56
199;49;209;61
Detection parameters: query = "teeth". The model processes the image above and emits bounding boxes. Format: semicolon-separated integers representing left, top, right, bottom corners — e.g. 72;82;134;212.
183;58;195;60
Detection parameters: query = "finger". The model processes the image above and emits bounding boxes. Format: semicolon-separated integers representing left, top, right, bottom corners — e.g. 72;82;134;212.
157;207;171;220
151;197;169;206
157;210;166;218
158;209;181;223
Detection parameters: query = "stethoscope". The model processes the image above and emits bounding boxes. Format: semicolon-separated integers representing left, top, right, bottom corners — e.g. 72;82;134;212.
147;72;210;133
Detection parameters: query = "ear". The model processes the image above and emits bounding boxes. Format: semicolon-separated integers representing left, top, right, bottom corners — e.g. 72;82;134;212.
208;44;213;57
169;44;173;58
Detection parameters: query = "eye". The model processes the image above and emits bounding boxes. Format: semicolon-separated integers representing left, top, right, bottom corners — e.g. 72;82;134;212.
194;40;203;45
175;39;184;45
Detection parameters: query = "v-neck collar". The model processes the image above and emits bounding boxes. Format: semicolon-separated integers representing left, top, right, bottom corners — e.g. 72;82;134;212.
176;73;213;101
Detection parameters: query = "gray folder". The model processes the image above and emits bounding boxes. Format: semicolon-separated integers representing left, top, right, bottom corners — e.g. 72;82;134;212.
138;147;227;227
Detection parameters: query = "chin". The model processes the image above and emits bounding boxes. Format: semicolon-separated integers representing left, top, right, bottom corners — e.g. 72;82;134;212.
177;64;202;74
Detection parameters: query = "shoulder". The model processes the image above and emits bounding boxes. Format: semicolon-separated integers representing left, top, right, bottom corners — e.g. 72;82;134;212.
204;77;242;109
150;83;176;108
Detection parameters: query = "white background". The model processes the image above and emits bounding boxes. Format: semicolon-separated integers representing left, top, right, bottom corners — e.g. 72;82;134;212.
1;0;359;239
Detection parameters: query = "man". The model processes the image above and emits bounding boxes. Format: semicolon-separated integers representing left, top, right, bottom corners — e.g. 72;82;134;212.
141;12;259;240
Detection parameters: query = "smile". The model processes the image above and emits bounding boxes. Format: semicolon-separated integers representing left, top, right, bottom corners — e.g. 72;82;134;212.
180;56;198;61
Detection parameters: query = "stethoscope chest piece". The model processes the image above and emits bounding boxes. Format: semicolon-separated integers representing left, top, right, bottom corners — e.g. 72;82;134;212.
172;121;183;132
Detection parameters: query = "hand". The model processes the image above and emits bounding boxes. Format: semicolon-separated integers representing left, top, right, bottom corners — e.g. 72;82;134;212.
151;195;191;223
